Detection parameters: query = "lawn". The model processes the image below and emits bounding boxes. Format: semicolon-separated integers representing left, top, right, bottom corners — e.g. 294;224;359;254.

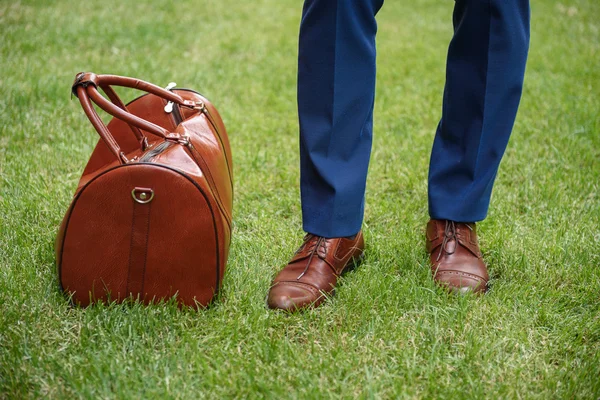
1;0;599;398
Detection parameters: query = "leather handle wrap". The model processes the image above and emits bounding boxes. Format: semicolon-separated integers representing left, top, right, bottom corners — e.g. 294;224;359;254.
72;72;187;163
72;72;146;145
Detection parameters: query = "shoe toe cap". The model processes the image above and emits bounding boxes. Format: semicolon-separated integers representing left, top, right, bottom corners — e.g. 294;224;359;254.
434;270;487;294
267;282;320;311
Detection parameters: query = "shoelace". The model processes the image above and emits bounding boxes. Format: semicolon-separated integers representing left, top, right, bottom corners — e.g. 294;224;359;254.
296;235;328;280
436;220;473;262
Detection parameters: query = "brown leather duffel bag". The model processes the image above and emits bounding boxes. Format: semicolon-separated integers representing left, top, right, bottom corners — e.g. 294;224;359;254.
56;72;233;307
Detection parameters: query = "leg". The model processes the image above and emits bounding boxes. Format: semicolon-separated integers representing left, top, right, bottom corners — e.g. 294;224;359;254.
428;0;530;222
267;0;383;312
426;0;530;294
298;0;384;238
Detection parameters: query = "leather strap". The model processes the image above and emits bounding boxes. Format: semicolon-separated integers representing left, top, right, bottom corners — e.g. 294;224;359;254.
100;84;146;145
93;74;188;105
72;72;191;106
75;85;126;163
72;72;195;163
126;188;154;297
86;85;173;139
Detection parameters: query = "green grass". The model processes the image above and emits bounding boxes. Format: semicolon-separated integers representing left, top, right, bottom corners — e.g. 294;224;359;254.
1;0;599;398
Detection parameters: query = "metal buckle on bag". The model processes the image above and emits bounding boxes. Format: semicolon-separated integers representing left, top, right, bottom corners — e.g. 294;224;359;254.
182;100;206;112
163;133;189;146
132;187;154;204
120;152;139;163
177;134;190;146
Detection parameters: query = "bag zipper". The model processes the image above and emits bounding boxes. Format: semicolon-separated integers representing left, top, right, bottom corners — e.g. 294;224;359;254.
191;102;233;191
138;140;172;162
184;140;232;228
171;103;183;126
155;87;232;194
139;137;220;201
162;89;225;167
135;136;231;228
165;99;184;126
164;89;230;185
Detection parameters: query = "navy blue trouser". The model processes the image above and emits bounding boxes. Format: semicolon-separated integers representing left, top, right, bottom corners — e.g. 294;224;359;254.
298;0;530;238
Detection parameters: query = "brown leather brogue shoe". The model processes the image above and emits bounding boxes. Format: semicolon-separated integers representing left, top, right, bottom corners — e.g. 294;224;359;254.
267;232;365;311
426;219;489;294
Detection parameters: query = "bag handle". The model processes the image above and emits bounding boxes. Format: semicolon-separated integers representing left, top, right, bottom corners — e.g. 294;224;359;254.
74;85;128;163
99;84;148;149
72;72;201;163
